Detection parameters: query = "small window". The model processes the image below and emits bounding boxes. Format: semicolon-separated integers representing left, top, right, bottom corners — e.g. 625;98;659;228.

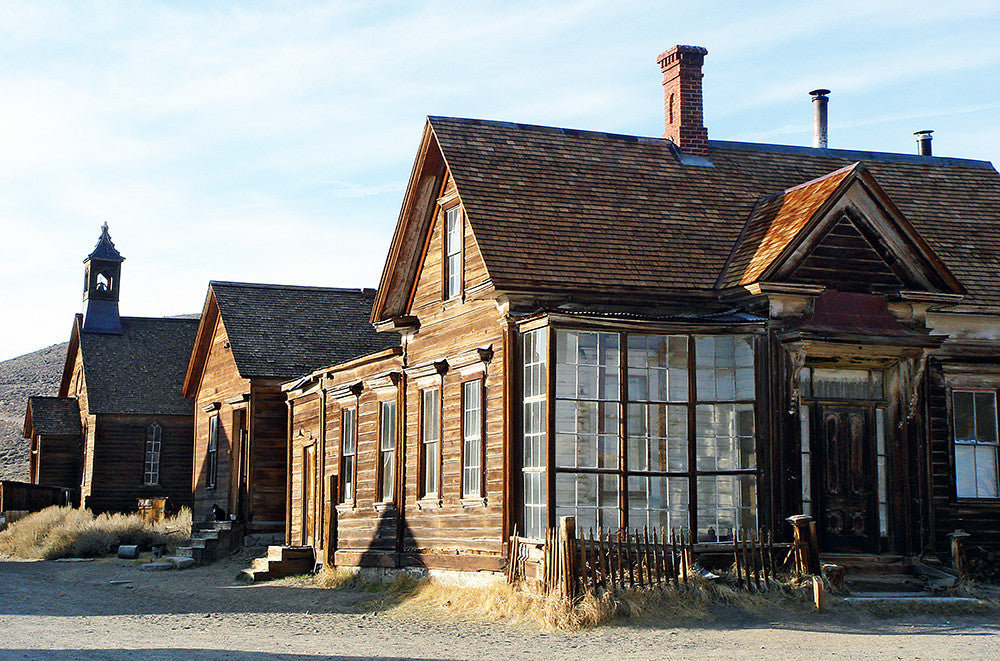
379;400;397;502
207;416;219;490
462;380;484;499
144;422;162;485
953;390;999;499
341;408;357;502
96;272;112;291
444;206;462;299
421;388;441;498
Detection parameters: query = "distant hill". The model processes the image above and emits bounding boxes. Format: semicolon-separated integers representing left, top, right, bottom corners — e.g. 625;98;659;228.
0;343;68;481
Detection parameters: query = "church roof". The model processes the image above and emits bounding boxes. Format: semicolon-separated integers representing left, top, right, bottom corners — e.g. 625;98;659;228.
86;223;124;262
75;315;199;415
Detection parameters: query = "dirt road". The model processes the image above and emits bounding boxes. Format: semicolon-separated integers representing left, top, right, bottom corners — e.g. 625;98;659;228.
1;557;998;660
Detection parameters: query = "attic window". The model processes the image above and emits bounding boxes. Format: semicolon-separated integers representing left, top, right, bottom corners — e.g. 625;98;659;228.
444;205;463;299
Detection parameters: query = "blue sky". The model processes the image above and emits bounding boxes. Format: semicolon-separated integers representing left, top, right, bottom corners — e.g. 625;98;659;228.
1;0;998;361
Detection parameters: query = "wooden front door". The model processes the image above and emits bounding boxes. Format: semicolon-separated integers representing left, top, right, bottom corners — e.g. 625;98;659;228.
303;445;316;547
230;409;249;522
815;405;878;553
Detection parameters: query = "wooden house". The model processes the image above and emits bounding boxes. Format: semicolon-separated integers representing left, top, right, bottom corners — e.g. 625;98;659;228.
182;282;395;542
285;45;1000;575
47;225;198;513
23;396;82;496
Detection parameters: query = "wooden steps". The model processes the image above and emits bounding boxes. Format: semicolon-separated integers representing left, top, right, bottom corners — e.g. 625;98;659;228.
240;546;315;582
820;554;960;598
174;520;241;566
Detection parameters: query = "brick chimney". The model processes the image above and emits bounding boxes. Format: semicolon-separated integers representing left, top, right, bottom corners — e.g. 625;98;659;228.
657;45;709;158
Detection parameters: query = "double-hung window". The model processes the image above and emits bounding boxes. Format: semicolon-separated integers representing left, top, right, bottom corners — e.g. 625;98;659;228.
421;389;441;498
444;206;462;299
341;408;357;502
379;400;397;502
207;416;219;490
953;390;999;499
462;380;484;498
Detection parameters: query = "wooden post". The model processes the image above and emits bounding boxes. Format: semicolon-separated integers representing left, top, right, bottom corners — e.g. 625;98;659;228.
787;515;816;576
750;530;762;591
949;530;971;584
733;532;743;589
812;575;826;612
598;530;609;590
615;530;625;588
678;528;688;585
651;527;662;585
808;521;821;575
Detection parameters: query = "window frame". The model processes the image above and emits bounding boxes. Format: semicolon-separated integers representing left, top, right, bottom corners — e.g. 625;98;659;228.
340;407;357;503
442;204;464;300
143;421;162;486
420;387;442;501
951;388;1000;500
461;378;486;500
377;399;398;503
207;415;219;490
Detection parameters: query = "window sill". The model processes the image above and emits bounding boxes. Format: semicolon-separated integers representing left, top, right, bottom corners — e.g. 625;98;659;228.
335;501;357;514
416;498;443;510
954;497;1000;505
460;497;487;509
373;501;396;513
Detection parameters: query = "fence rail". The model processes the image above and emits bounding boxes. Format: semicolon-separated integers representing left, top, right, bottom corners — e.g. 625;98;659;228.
508;517;780;598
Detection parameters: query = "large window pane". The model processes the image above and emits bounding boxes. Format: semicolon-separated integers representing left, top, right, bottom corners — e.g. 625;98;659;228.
555;400;618;469
696;404;755;471
626;403;687;472
556;331;619;401
695;336;754;402
555;472;618;535
697;474;757;542
627;475;688;532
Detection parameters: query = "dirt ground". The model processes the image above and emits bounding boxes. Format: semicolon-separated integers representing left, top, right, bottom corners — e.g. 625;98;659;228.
1;556;998;660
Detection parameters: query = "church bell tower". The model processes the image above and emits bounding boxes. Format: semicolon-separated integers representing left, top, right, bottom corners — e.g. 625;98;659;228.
82;223;125;334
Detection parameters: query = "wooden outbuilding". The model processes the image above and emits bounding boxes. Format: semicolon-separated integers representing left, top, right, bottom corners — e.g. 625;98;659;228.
182;282;395;541
285;45;1000;574
23;396;82;495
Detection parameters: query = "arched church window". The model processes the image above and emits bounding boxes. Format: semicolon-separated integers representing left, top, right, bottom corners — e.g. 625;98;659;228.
144;422;162;485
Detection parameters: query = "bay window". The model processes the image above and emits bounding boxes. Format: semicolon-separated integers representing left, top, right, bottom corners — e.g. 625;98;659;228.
522;326;758;542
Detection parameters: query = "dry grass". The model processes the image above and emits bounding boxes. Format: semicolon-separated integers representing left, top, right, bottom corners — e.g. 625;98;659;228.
312;569;805;631
0;505;191;560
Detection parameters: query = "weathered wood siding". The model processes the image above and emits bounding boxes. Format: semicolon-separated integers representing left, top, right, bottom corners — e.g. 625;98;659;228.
288;393;322;545
192;317;249;524
248;381;288;532
84;413;193;514
926;359;1000;554
33;433;82;490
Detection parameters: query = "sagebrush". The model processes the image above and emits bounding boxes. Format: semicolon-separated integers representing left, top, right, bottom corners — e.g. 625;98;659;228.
0;505;191;559
312;568;801;631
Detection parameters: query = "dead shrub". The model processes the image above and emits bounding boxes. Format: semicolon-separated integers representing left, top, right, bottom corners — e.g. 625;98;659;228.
0;505;191;559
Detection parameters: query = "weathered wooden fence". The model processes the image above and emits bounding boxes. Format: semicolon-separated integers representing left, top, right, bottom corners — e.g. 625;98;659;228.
0;480;73;514
507;517;779;598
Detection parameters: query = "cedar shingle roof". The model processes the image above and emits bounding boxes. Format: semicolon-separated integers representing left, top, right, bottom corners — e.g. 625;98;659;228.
720;163;859;288
24;396;80;436
79;316;199;415
428;117;1000;309
211;282;399;380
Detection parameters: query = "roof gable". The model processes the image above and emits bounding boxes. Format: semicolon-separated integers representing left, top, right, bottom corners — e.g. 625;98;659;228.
719;164;963;295
386;117;999;310
187;281;398;387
